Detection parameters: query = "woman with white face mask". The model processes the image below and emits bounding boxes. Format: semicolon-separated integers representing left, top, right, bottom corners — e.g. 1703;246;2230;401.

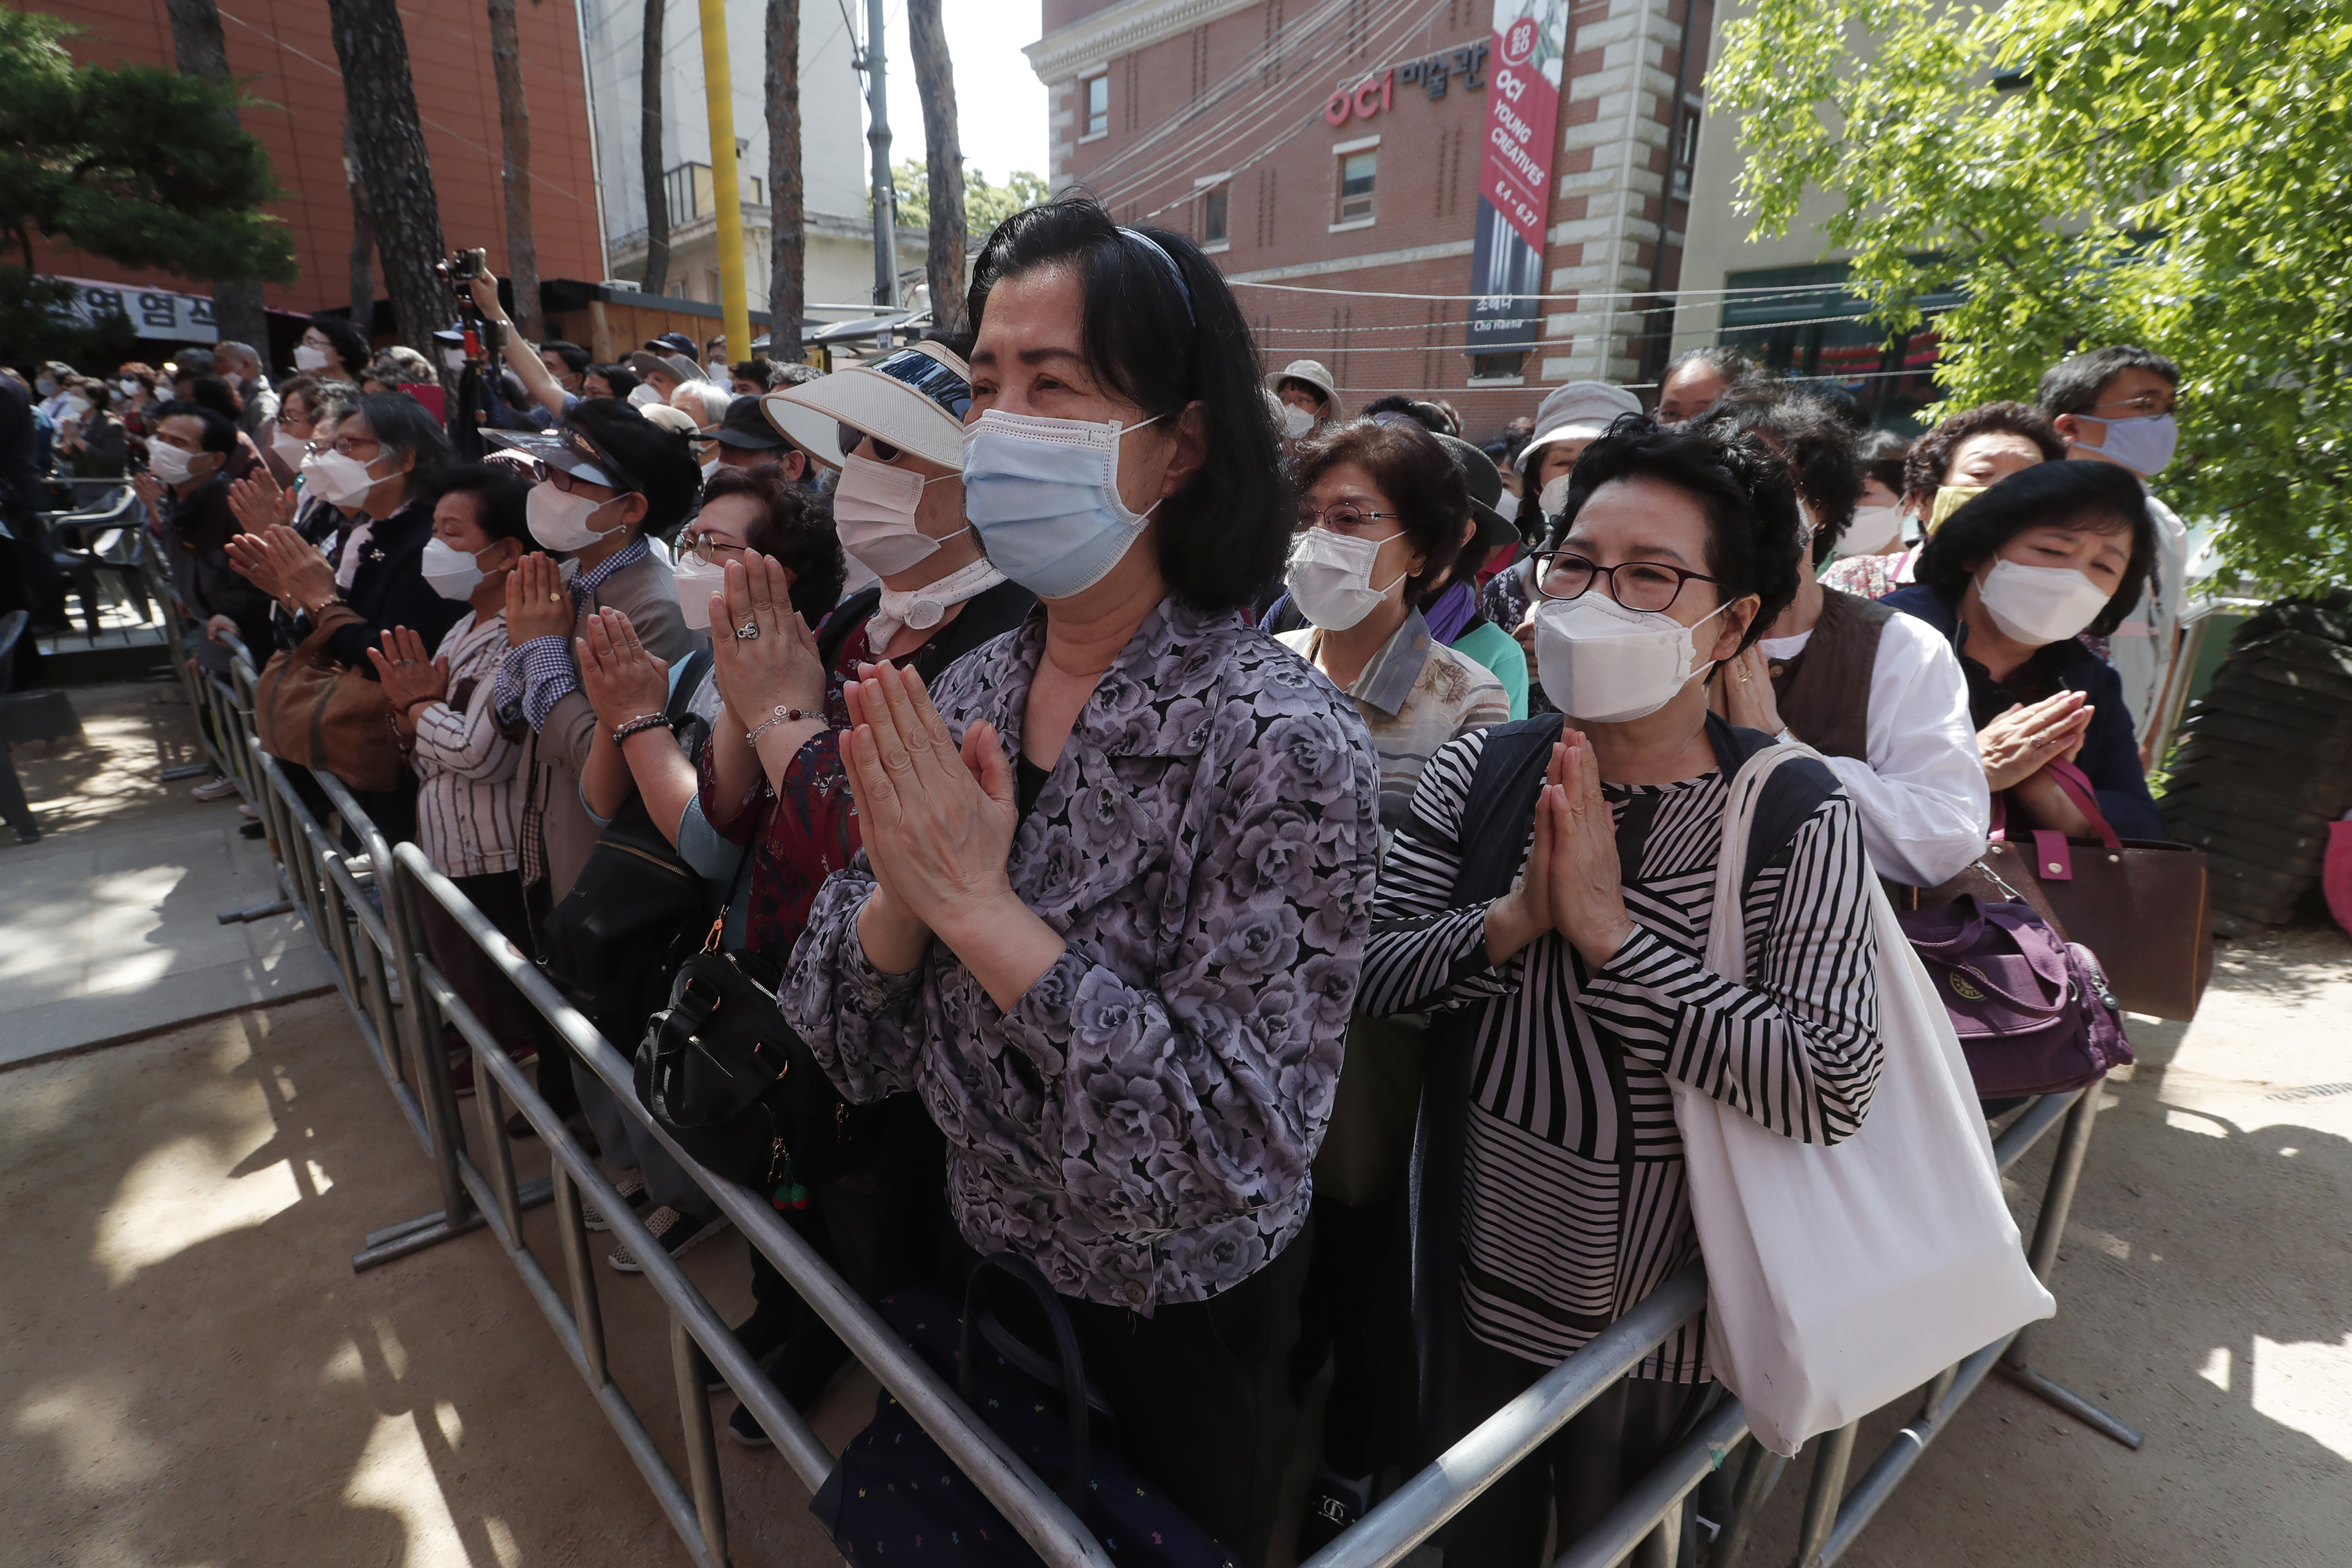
223;394;468;711
1883;460;2164;839
1700;387;1991;889
696;342;1042;1446
1270;416;1510;1556
777;198;1380;1560
1358;420;1885;1563
1278;421;1509;840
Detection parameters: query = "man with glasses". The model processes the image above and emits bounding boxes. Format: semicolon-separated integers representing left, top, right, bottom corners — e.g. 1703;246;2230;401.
2035;345;2192;742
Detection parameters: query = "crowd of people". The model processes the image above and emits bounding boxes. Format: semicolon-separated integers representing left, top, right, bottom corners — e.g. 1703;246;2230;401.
0;190;2196;1564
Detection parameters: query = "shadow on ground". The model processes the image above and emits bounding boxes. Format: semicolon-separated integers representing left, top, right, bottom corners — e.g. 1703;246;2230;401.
1731;923;2352;1567
0;995;866;1568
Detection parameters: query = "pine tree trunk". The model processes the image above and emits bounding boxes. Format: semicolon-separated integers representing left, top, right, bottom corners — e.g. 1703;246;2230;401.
638;0;671;297
764;0;803;356
487;0;541;340
344;117;376;333
906;0;966;334
327;0;448;354
164;0;271;350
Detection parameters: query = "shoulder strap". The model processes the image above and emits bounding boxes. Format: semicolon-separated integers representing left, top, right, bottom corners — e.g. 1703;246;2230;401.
1446;713;1565;905
816;586;880;672
917;578;1037;678
1705;711;1841;892
665;647;713;723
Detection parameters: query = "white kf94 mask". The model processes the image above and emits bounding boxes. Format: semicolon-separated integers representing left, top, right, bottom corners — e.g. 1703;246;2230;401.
1533;593;1730;723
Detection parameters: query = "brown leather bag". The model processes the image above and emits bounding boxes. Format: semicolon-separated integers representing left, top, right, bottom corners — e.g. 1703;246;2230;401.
253;603;402;791
1918;760;2213;1021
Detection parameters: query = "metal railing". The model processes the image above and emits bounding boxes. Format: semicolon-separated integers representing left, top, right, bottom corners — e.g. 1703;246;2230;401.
166;599;2138;1568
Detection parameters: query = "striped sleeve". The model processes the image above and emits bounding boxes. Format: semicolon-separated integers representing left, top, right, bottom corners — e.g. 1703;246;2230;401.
1358;729;1525;1017
1577;792;1883;1145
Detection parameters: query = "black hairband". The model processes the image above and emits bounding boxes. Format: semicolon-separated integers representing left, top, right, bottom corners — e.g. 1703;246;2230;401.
1118;228;1194;325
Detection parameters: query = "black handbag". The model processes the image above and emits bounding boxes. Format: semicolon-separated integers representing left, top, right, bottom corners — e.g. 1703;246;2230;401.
538;651;718;1044
812;1251;1239;1568
633;935;876;1202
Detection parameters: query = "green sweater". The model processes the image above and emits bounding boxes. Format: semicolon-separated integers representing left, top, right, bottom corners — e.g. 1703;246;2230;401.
1449;618;1529;720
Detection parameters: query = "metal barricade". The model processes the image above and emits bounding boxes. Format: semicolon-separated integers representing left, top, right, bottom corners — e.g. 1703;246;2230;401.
163;626;2136;1568
1297;1083;2133;1568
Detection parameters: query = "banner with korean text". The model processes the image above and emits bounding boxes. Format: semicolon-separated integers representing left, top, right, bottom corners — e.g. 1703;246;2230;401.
1465;0;1567;367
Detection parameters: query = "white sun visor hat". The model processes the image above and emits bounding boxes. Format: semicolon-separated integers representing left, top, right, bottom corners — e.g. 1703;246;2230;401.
761;341;972;472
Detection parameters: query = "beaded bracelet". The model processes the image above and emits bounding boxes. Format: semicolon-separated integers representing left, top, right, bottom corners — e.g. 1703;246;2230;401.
611;712;670;745
746;705;819;745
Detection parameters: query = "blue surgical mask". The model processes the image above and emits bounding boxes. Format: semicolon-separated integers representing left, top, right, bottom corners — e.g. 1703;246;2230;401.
961;409;1166;600
2087;412;2177;478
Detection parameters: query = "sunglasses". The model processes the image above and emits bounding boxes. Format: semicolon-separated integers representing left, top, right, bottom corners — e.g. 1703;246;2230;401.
837;424;903;463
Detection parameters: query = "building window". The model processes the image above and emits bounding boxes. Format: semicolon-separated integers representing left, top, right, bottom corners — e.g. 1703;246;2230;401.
1201;181;1229;246
1671;106;1701;198
1082;74;1109;139
1470;352;1524;380
663;162;715;222
1338;149;1377;222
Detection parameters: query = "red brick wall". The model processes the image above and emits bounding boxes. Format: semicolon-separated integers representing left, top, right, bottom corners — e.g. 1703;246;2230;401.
36;0;603;319
1054;0;1558;441
1049;0;1716;434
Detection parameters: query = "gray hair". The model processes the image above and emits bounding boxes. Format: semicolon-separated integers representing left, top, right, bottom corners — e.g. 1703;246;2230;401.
214;341;260;376
350;390;452;503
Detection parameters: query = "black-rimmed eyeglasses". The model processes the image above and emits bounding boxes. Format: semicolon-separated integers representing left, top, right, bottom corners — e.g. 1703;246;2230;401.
1532;550;1720;613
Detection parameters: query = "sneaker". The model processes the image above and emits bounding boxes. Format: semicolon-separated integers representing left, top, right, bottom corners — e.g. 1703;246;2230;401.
12;824;37;846
726;1399;774;1449
581;1171;648;1232
237;802;258;820
190;776;239;800
608;1206;731;1273
238;821;265;840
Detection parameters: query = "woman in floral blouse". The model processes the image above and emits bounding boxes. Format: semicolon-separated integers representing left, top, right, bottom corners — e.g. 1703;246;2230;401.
778;196;1382;1562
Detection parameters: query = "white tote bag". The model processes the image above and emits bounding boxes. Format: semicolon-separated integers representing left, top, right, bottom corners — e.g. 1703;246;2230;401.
1673;742;2055;1456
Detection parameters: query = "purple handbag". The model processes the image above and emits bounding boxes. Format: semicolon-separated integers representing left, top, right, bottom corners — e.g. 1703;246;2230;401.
1894;895;2131;1099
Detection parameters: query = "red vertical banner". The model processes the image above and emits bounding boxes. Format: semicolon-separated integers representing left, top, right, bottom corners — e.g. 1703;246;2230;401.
1467;2;1570;360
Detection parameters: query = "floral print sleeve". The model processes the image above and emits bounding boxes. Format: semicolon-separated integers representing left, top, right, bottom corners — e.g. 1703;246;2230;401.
782;602;1382;1311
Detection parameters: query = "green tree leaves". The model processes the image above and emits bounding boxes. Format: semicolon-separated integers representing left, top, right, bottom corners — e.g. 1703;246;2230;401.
1714;0;2352;589
0;10;295;286
889;159;1047;246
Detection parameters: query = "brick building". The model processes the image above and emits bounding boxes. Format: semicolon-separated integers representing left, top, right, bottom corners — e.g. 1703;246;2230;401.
1027;0;1716;441
40;0;605;343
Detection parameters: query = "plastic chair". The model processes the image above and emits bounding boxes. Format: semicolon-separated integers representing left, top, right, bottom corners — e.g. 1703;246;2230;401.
44;485;151;634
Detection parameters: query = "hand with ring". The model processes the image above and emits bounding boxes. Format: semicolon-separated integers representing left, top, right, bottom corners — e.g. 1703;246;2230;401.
708;553;825;725
364;626;449;717
504;553;574;645
1709;642;1786;735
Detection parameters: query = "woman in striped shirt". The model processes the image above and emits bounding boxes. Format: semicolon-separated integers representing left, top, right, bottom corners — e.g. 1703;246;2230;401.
369;464;541;1092
1358;420;1884;1562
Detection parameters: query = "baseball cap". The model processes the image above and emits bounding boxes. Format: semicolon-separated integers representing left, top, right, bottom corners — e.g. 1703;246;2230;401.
761;342;971;472
488;397;702;536
646;332;700;357
713;395;787;451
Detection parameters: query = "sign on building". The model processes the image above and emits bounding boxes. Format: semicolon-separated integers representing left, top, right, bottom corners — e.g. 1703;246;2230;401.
49;277;219;341
1465;0;1566;369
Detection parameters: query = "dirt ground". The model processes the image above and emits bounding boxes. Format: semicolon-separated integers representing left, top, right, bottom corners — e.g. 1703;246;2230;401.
5;676;2349;1567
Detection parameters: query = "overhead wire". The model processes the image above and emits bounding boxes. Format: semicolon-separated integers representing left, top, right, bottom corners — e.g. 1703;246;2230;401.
1088;0;1452;218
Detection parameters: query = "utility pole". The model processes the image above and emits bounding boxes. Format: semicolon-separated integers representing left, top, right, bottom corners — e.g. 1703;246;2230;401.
860;0;898;317
698;0;752;362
